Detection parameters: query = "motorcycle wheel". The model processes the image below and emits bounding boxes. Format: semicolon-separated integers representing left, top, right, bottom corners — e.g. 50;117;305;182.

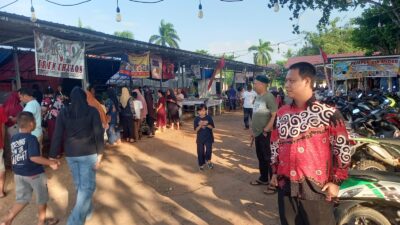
355;160;387;171
337;206;391;225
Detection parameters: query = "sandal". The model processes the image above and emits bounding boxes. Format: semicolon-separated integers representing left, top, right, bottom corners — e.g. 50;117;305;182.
45;218;59;225
250;180;269;186
263;186;277;195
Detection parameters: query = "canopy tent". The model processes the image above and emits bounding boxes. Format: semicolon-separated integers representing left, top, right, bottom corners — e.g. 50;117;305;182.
106;72;131;86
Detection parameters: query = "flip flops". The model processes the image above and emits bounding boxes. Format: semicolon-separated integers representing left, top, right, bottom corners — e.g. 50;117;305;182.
45;218;59;225
250;180;269;186
263;186;278;195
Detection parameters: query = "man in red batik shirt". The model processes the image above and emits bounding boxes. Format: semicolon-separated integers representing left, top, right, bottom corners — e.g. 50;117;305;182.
269;62;351;225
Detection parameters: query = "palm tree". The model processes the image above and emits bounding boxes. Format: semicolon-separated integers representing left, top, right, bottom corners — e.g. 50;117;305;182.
248;39;274;66
149;20;180;48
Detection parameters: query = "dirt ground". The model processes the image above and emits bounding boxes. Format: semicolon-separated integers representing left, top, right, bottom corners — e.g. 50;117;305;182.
0;111;280;225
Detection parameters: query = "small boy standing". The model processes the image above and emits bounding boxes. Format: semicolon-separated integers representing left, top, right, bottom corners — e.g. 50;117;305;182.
1;111;59;225
131;92;143;141
194;104;215;170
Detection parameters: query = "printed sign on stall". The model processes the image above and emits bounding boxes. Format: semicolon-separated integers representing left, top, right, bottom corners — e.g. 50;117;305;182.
333;57;400;80
119;52;150;78
150;55;163;79
34;31;85;79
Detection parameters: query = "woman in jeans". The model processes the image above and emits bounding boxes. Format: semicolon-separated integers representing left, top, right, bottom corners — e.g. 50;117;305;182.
49;87;104;225
105;88;121;145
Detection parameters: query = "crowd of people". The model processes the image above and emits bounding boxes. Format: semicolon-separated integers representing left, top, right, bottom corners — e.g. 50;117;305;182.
0;84;188;225
0;62;352;225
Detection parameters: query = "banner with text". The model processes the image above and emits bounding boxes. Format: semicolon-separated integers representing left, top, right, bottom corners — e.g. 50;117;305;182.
119;52;150;78
150;55;163;79
34;31;85;79
333;57;400;80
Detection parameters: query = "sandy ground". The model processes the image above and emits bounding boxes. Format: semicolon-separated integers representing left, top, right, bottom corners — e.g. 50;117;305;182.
0;111;280;225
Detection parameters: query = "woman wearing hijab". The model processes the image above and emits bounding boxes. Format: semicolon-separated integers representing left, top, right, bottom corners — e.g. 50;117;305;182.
132;88;147;139
49;87;104;225
105;88;121;145
156;90;167;132
85;87;108;129
119;87;135;143
166;88;180;130
2;92;23;167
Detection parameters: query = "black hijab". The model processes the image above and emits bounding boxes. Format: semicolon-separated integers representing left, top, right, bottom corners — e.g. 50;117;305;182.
67;86;89;119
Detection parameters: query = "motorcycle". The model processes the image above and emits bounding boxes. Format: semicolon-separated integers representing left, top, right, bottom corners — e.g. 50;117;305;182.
336;170;400;225
349;135;400;171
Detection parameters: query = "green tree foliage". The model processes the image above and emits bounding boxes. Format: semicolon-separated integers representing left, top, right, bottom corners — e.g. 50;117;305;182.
77;17;93;30
248;39;274;66
352;6;400;55
195;49;210;55
296;18;361;56
266;0;400;33
149;20;181;48
114;31;134;39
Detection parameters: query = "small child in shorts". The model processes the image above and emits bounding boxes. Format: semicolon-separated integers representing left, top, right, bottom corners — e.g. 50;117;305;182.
194;104;215;171
0;111;60;225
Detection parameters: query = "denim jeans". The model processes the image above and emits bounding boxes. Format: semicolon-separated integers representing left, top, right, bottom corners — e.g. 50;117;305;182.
243;108;253;128
106;124;121;144
229;99;236;110
197;142;213;166
66;154;97;225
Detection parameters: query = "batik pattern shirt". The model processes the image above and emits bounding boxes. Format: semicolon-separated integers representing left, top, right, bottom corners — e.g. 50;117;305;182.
270;97;351;200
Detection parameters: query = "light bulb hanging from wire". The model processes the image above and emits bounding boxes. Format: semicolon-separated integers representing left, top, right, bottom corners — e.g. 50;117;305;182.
30;0;37;22
274;2;279;12
116;0;122;22
198;0;203;19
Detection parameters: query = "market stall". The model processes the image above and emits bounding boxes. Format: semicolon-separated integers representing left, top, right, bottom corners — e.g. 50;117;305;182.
332;56;400;94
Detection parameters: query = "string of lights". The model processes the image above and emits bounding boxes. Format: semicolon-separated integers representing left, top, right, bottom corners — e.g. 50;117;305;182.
0;0;19;10
44;0;92;7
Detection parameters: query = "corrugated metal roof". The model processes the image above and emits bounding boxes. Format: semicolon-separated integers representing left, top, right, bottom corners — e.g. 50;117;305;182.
285;52;365;68
0;11;269;72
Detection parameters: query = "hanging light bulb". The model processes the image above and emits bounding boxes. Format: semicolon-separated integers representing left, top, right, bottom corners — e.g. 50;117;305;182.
378;21;382;27
116;7;121;22
116;0;121;22
30;0;37;22
274;2;279;12
31;6;37;22
198;0;203;19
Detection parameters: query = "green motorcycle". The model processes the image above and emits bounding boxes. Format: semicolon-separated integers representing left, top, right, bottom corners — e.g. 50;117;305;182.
336;170;400;225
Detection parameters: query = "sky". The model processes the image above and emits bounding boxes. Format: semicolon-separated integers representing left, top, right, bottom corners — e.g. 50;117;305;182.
1;0;365;64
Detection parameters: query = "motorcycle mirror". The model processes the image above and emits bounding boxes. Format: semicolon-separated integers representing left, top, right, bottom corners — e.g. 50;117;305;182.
352;109;360;114
384;99;390;104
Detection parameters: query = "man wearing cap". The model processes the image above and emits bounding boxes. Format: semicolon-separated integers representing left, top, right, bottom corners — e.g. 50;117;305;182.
250;75;278;186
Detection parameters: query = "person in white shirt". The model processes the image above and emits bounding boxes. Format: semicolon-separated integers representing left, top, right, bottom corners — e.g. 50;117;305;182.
176;88;185;120
131;92;143;141
241;84;257;130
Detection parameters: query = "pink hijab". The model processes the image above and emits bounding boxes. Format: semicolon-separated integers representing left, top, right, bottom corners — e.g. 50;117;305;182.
133;89;147;120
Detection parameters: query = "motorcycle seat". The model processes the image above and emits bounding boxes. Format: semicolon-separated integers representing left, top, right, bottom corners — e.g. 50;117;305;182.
375;138;400;146
349;170;400;183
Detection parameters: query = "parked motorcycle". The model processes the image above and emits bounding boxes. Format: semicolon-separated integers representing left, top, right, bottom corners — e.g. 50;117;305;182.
349;134;400;171
336;170;400;225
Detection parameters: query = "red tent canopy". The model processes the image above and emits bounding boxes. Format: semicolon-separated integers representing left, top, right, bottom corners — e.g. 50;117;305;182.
0;52;61;91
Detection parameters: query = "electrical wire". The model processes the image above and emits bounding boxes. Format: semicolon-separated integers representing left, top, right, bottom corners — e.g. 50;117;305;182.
127;0;164;3
44;0;92;6
0;0;19;10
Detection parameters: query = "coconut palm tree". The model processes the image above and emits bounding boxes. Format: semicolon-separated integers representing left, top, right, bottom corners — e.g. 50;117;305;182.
248;39;274;66
149;20;180;48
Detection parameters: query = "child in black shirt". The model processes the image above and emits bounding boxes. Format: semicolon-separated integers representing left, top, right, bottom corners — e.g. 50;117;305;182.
194;104;215;170
1;111;60;225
